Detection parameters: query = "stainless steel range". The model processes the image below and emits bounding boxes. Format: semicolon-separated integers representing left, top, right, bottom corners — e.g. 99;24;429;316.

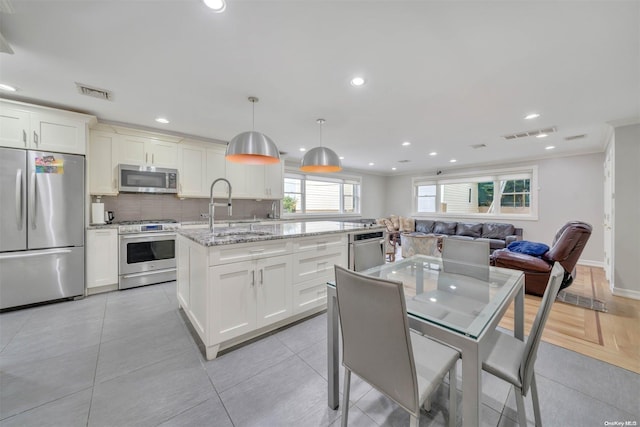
118;219;181;290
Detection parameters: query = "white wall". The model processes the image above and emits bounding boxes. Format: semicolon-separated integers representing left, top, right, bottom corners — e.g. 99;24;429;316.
612;124;640;296
385;153;605;264
360;172;387;219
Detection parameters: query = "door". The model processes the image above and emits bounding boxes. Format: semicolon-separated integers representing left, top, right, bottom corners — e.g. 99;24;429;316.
0;148;27;251
0;105;29;149
211;260;256;342
603;143;615;283
256;254;292;328
86;229;118;288
89;131;119;195
147;140;177;168
31;112;86;155
27;151;84;249
178;144;207;197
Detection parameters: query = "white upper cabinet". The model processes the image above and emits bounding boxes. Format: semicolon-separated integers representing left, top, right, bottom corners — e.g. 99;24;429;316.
0;99;95;155
177;141;227;198
206;145;227;198
225;161;283;200
118;135;177;168
264;162;284;199
89;130;119;196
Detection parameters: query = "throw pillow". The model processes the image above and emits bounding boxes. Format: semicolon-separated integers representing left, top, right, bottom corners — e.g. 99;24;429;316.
507;240;550;257
399;217;415;232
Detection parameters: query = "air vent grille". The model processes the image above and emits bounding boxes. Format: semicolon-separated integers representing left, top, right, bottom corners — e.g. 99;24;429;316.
502;126;556;140
76;83;112;101
565;134;587;141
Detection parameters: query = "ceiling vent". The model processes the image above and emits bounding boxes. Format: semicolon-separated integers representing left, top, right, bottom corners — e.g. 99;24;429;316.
565;134;587;141
502;126;557;140
76;82;113;101
471;143;487;149
397;159;411;163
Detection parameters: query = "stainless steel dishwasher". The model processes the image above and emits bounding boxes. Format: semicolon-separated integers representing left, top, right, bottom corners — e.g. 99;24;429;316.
348;230;386;271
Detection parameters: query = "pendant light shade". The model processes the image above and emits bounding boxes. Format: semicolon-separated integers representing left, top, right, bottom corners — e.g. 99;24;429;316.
300;119;342;172
226;97;281;165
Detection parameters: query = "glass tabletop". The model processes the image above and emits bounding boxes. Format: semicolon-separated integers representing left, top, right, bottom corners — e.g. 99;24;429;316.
329;254;523;339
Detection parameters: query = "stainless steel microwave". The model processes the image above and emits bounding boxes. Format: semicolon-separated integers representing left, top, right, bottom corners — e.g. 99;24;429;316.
118;164;178;194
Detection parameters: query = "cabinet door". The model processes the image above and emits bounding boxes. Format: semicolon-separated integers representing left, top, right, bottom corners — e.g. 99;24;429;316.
210;260;256;342
264;162;283;199
225;161;265;198
86;229;118;288
206;147;227;197
89;131;119;195
178;144;207;197
0;105;29;149
148;140;177;168
256;254;292;328
119;135;147;166
31;111;86;155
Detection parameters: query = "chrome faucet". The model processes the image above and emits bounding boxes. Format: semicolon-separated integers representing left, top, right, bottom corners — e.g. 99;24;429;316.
271;201;279;219
209;178;232;232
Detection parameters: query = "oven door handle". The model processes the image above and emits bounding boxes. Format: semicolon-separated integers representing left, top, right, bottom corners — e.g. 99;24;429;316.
121;233;177;239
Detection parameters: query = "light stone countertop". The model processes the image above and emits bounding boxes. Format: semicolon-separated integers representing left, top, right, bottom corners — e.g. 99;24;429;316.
86;224;119;230
178;220;383;247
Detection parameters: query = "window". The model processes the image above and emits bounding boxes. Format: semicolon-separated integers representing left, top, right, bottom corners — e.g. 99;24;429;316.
413;167;536;218
284;172;361;215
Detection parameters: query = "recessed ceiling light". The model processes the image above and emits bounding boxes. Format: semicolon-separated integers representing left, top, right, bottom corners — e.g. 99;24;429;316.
203;0;226;12
155;117;169;124
368;162;375;166
545;145;555;150
0;83;16;92
299;148;306;152
402;141;411;146
392;167;397;170
449;159;457;163
429;152;437;156
339;156;344;160
525;113;540;120
350;77;365;87
536;133;548;138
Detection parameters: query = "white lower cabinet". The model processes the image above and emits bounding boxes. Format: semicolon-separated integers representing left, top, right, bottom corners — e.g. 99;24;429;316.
86;229;118;290
177;232;347;360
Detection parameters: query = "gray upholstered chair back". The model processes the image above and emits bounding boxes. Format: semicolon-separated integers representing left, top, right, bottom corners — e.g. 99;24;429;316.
520;262;564;392
442;238;490;281
334;265;419;414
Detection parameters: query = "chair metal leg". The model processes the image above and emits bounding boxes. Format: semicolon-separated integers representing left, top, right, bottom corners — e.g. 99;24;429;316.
448;363;457;427
514;386;527;427
531;373;542;427
341;368;351;427
410;414;419;427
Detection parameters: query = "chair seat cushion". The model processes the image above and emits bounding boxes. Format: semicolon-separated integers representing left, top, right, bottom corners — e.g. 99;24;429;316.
410;331;460;405
482;331;525;388
507;241;550;257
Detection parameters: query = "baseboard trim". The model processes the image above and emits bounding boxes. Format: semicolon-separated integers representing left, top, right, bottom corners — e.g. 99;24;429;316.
578;259;604;268
611;287;640;301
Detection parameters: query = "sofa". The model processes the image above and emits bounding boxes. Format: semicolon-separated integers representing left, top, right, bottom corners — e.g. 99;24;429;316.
403;219;523;254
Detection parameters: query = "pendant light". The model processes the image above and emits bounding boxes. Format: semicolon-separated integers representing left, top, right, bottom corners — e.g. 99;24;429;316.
226;96;281;165
300;119;342;172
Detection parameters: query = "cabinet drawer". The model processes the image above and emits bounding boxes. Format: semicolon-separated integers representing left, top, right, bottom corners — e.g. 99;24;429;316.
292;247;346;284
293;280;328;314
209;240;292;266
292;234;346;253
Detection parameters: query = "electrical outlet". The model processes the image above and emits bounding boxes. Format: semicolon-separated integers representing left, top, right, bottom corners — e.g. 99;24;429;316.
200;213;209;218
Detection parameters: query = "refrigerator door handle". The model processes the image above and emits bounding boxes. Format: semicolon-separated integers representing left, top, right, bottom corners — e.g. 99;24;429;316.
0;248;72;260
30;172;37;229
15;169;23;230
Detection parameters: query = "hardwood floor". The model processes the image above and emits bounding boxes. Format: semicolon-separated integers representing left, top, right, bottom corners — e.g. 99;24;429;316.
498;265;640;374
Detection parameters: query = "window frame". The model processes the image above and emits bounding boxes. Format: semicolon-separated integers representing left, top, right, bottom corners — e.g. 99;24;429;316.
411;165;538;220
283;169;362;218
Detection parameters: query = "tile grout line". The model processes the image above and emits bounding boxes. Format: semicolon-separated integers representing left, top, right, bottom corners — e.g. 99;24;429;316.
85;292;109;427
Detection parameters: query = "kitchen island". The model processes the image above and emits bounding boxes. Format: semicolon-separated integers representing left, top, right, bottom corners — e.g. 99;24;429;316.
177;221;383;359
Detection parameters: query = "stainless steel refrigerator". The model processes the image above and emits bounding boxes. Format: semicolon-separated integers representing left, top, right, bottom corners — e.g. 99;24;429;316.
0;148;85;309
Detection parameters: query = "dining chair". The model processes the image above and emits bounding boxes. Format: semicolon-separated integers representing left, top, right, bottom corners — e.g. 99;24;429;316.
441;238;490;281
482;262;565;427
334;265;460;427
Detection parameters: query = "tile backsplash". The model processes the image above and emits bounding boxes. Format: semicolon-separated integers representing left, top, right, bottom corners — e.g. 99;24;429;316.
98;194;278;223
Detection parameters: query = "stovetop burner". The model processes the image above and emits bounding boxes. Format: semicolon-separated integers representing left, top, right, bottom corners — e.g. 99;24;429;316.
116;219;178;225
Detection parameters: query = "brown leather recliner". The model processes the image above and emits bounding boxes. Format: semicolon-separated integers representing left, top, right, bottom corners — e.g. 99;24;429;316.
492;221;592;296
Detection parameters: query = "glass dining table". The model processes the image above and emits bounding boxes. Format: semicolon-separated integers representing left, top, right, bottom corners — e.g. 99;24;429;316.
326;254;525;427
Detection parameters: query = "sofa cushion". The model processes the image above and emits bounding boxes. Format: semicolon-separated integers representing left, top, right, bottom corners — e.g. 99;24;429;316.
415;220;435;233
389;214;400;230
482;223;515;239
399;216;415;233
382;219;396;233
433;221;457;235
456;222;483;238
447;235;474;241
